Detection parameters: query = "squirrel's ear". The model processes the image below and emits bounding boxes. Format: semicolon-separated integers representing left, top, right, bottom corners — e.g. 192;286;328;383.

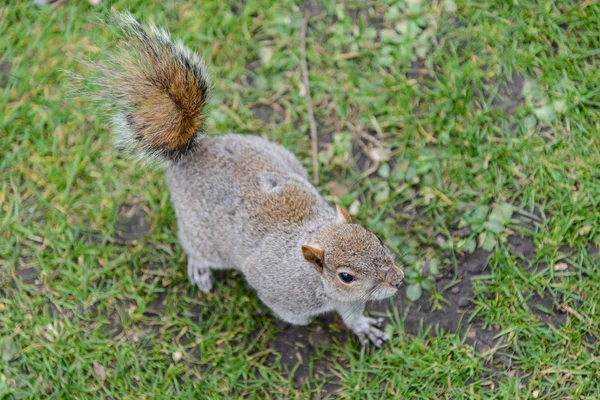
336;204;352;224
302;244;325;272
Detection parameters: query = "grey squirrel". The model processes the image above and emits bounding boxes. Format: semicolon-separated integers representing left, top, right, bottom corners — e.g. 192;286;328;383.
91;13;404;347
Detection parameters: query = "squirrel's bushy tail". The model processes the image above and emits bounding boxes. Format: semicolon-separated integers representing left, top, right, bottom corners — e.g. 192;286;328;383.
93;12;210;163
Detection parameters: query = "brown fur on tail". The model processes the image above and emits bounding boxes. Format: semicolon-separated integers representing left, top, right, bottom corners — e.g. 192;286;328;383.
94;13;210;162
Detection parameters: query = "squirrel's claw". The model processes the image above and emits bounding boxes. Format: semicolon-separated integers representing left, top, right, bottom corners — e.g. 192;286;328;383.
188;260;213;293
351;316;390;347
356;332;368;346
373;317;385;328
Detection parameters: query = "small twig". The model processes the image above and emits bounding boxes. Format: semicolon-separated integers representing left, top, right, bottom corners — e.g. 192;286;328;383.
347;122;385;177
50;0;68;10
513;207;543;223
334;52;360;61
559;303;591;326
356;139;380;177
351;132;380;177
417;123;438;143
347;121;382;146
370;116;383;138
300;11;319;185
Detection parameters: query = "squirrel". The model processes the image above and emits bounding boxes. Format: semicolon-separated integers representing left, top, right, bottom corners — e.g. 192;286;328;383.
90;13;404;347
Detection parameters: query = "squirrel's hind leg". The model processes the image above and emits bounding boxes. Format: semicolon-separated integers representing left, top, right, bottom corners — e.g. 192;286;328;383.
187;256;213;293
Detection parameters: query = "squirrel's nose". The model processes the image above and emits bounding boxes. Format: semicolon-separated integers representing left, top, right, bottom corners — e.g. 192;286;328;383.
387;268;404;288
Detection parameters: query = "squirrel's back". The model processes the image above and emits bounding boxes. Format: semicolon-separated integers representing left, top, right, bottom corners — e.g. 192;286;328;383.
166;134;331;239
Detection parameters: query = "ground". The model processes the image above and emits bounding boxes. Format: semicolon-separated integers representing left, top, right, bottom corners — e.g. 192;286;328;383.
1;0;599;398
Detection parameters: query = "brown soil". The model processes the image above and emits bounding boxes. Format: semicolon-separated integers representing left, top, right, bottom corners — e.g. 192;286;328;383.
0;60;11;88
114;203;151;244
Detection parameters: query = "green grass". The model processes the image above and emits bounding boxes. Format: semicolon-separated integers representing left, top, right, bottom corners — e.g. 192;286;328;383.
1;0;599;398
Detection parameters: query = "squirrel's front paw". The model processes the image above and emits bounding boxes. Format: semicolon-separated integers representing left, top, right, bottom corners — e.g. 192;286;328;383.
350;317;389;348
187;260;213;293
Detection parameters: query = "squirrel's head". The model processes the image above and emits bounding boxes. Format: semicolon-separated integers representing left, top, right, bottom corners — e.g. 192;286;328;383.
302;205;404;303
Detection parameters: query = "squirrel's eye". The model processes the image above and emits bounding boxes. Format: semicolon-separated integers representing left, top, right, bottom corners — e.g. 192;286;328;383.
338;272;354;283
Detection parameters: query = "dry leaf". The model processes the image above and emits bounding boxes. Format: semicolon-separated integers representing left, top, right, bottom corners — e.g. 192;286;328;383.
369;147;391;163
348;200;360;216
298;82;306;97
578;225;592;236
93;360;107;382
172;351;183;362
553;262;568;272
325;182;350;197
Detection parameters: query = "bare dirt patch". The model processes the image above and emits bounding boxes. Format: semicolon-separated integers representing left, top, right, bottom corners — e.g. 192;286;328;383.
491;72;524;114
250;102;288;126
528;293;567;327
588;242;598;257
370;247;512;370
250;104;275;124
507;234;535;259
15;266;38;285
114;203;151;244
267;317;345;397
0;60;11;88
406;60;436;83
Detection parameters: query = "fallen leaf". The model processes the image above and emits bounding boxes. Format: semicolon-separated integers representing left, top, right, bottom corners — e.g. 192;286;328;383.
370;147;391;162
93;360;107;382
578;225;592;236
258;47;273;66
348;200;360;216
172;351;183;363
553;262;568;272
325;182;350;197
298;82;306;97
